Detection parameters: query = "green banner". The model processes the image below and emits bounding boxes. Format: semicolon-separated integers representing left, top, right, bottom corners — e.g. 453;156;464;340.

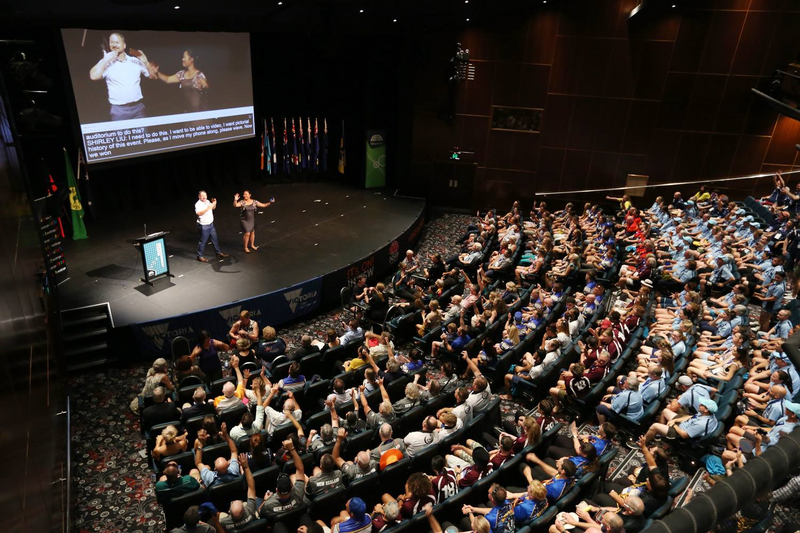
365;130;386;188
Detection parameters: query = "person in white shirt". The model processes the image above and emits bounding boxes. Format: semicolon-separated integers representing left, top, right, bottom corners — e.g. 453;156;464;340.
89;32;154;121
404;416;440;458
194;190;228;262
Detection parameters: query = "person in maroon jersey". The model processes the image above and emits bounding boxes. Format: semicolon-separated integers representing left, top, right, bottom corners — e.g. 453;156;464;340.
454;447;493;488
381;472;436;519
429;455;459;504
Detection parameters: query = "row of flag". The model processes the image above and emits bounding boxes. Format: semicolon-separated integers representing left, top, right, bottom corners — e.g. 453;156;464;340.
260;117;346;175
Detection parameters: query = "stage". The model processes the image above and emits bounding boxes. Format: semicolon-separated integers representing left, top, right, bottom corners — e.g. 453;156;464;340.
59;182;426;356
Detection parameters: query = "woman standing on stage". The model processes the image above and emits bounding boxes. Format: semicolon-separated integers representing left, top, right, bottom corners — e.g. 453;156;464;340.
233;191;272;253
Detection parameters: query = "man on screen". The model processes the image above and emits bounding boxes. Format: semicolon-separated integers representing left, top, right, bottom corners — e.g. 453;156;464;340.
89;32;154;121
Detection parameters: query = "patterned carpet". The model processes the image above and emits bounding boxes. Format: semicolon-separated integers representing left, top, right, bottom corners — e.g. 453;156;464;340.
70;212;476;533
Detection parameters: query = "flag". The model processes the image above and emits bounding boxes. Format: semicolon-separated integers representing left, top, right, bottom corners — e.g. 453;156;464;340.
338;120;346;174
260;120;265;171
64;148;87;240
264;120;272;174
291;118;298;170
270;118;277;174
283;118;290;173
78;150;97;219
323;118;328;171
299;117;307;170
307;117;313;168
45;165;65;238
312;118;319;172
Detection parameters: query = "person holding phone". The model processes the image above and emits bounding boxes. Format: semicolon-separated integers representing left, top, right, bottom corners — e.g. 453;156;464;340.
195;190;229;262
89;32;154;121
233;190;273;253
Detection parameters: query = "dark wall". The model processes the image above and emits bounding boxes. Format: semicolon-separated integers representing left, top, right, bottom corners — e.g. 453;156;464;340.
409;0;800;209
0;81;68;531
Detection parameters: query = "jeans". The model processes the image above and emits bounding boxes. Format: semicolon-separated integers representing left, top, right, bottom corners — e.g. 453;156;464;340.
197;222;221;257
109;101;145;121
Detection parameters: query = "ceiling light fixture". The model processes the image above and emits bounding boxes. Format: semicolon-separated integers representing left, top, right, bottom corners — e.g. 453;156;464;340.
174;5;180;8
393;18;397;22
466;18;470;21
359;9;364;12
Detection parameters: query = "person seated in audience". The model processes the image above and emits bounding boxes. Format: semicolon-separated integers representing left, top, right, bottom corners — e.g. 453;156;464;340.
552;496;642;533
131;358;174;415
219;452;258;530
193;422;240;488
305;452;344;497
332;427;377;482
371;499;402;532
550;362;591;413
432;324;470;360
233;338;258;371
453;446;494;488
288;334;320;361
228;311;259;348
142;386;181;434
527;439;599;481
503;481;550;526
326;377;358;409
259;384;302;436
174;355;206;387
722;401;800;463
370;423;406;462
452;434;516;471
181;387;216;424
459;354;494;411
636;367;667;405
229;404;264;443
404;416;440;458
401;347;426;374
339;318;364;345
428;455;459;504
640;398;719;448
190;330;228;383
547;421;617;463
243;432;274;471
171;505;223;533
753;269;787;332
522;456;577;504
633;346;673;382
416;299;443;337
214;357;245;413
155;460;201;504
257;439;308;519
328;497;372;533
743;370;793;413
596;376;644;425
359;384;395;428
153;424;189;461
382;472;436;519
278;362;306;392
686;345;748;383
437;386;473;426
460;483;517;532
199;416;222;446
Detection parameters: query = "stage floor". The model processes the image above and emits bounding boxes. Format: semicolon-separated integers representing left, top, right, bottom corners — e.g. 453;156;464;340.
59;182;425;327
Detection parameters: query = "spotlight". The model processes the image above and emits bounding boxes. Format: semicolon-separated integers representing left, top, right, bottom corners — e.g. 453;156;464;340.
174;5;180;8
393;18;397;22
278;1;282;4
466;17;470;21
359;9;364;12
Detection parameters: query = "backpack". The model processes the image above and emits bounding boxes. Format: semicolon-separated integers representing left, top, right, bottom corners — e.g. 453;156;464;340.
493;502;517;533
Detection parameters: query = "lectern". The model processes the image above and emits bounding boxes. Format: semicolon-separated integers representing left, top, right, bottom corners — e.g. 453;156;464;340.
134;231;173;285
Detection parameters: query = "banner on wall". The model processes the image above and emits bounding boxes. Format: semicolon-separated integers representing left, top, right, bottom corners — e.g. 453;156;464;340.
365;130;386;188
132;276;322;355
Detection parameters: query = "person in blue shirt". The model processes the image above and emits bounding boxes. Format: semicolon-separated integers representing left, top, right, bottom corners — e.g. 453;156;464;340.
726;385;787;456
641;398;719;447
701;256;735;293
755;270;786;332
639;367;667;404
461;484;517;532
523;457;576;504
331;497;372;533
596;376;644;425
759;309;793;340
721;401;800;463
506;481;549;526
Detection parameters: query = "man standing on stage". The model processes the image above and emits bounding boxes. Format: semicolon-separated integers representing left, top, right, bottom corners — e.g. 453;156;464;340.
89;32;153;121
195;191;229;262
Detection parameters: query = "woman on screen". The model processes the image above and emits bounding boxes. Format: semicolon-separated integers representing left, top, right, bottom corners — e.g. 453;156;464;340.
233;191;273;253
153;49;209;113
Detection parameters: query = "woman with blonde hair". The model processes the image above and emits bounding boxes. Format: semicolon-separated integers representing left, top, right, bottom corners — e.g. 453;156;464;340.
417;299;442;336
152;424;188;460
130;358;173;414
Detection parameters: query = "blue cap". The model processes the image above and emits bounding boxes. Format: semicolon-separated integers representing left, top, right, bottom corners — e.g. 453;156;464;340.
515;311;523;323
785;402;800;416
198;502;218;521
683;236;693;243
686;200;695;206
707;219;717;226
699;398;718;413
349;497;367;518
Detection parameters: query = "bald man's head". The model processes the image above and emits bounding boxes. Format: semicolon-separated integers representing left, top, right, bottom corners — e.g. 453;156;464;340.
356;451;372;470
773;385;787;399
229;500;245;520
222;382;236;398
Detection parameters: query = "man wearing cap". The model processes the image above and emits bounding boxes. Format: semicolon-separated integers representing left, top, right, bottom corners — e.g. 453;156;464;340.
258;439;308;519
754;269;787;332
662;376;716;418
330;497;372;533
722;401;800;462
641;398;719;447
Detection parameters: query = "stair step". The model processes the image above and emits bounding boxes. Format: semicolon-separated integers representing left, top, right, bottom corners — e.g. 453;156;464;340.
63;314;108;328
64;342;108;358
67;358;113;373
64;328;108;343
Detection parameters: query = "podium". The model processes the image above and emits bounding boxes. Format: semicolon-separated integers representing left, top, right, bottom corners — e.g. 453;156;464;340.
134;231;174;285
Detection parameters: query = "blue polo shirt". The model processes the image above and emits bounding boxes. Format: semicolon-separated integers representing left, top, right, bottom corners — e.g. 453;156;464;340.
763;398;786;423
611;390;644;421
513;496;548;524
640;378;666;404
678;384;713;414
679;414;719;440
588;435;612;456
335;514;372;533
544;476;573;503
774;320;793;339
762;417;799;451
763;281;786;313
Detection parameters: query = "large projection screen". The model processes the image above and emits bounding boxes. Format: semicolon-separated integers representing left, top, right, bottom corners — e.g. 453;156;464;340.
61;29;255;164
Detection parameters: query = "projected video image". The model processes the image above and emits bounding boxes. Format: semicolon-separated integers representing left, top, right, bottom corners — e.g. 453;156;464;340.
61;29;255;164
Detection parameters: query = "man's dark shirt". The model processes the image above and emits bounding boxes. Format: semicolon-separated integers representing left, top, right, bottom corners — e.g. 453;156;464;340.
143;402;181;432
180;401;216;425
288;344;320;362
